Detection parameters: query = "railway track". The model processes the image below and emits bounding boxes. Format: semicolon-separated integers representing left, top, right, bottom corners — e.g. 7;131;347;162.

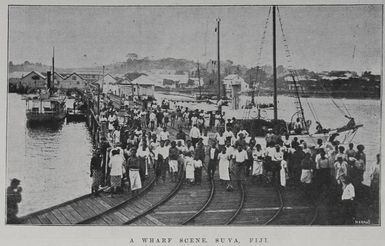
21;170;156;225
266;183;318;225
129;163;214;225
81;164;184;225
76;173;156;224
181;170;246;225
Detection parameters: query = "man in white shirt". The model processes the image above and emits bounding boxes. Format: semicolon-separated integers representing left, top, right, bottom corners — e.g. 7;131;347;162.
153;140;169;183
159;127;170;142
340;175;355;224
224;128;235;143
189;124;201;148
268;144;283;184
233;144;248;183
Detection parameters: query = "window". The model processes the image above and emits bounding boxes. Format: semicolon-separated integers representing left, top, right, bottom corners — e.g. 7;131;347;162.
77;81;80;85
72;76;76;80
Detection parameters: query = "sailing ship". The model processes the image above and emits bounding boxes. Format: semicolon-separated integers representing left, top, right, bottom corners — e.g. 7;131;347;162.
25;48;67;123
221;6;363;144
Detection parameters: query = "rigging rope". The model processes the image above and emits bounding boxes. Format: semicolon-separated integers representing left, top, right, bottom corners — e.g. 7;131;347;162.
256;6;272;68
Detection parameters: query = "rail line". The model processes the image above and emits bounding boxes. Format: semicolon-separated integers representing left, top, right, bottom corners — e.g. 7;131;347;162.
266;183;318;225
122;165;184;225
181;164;215;225
76;174;156;224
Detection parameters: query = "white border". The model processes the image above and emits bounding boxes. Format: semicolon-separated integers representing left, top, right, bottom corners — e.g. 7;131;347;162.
0;1;383;246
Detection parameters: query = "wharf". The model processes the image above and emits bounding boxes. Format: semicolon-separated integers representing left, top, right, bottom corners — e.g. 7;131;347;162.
17;98;378;225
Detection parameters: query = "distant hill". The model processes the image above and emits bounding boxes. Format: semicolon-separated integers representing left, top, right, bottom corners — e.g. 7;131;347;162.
8;61;70;73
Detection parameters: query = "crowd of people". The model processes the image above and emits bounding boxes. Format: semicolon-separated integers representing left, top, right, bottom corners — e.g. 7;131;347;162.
5;95;379;225
88;99;380;225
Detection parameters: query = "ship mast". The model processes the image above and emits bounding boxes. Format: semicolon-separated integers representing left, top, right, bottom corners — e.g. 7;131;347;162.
197;62;202;99
216;18;221;102
272;6;278;121
52;47;55;93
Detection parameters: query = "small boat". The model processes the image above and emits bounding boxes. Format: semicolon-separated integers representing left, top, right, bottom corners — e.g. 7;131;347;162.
25;93;67;122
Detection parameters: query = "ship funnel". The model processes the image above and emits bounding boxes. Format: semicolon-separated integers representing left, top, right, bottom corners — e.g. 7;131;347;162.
46;71;52;94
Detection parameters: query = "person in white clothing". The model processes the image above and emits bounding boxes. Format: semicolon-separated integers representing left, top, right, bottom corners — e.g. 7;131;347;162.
340;175;355;224
184;152;195;184
252;144;264;184
108;149;124;196
189;124;201;148
193;156;203;185
159;126;170;142
233;144;248;182
218;148;231;185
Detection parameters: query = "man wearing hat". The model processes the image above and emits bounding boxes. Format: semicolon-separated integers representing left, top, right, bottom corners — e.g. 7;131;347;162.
7;178;22;224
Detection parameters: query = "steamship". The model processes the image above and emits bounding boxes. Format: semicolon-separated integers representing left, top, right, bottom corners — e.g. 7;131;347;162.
25;50;67;122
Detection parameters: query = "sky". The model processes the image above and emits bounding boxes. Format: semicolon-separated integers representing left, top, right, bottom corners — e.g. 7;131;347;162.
8;5;382;74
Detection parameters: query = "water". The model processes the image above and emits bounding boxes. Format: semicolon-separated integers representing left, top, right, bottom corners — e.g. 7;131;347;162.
7;93;93;216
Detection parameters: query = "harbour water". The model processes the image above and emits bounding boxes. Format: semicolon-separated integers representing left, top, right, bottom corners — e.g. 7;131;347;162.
7;93;93;216
6;92;381;216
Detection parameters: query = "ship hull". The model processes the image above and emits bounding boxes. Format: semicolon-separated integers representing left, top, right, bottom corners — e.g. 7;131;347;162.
26;111;66;122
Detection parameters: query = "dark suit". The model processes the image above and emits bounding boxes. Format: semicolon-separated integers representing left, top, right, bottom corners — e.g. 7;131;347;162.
208;147;220;180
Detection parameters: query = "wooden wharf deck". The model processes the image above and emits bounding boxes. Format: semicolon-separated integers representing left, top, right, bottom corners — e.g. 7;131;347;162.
20;169;156;225
19;119;322;226
89;167;184;226
137;168;213;225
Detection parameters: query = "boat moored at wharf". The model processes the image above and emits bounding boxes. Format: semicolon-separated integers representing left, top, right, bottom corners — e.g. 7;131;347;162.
25;93;67;122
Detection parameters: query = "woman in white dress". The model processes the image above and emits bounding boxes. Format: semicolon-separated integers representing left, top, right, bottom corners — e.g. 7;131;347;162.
184;152;195;184
252;144;264;184
218;148;231;185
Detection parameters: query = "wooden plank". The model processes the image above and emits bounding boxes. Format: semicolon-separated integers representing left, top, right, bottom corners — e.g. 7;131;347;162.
95;198;111;210
67;204;86;222
99;194;123;207
83;198;104;214
37;213;52;224
51;209;71;225
70;201;94;220
119;206;140;220
145;214;165;225
139;199;153;208
130;202;146;214
45;211;61;224
133;200;150;211
57;206;77;224
113;211;130;222
76;200;98;216
29;216;42;224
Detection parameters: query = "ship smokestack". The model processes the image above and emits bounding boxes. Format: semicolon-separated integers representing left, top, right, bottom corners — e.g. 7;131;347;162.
46;71;52;94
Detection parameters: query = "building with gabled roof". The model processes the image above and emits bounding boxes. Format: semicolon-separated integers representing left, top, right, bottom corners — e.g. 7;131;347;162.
60;72;88;89
94;74;119;94
118;75;155;99
20;71;47;89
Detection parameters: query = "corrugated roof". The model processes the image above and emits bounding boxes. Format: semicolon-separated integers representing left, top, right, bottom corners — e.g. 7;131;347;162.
130;75;155;85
